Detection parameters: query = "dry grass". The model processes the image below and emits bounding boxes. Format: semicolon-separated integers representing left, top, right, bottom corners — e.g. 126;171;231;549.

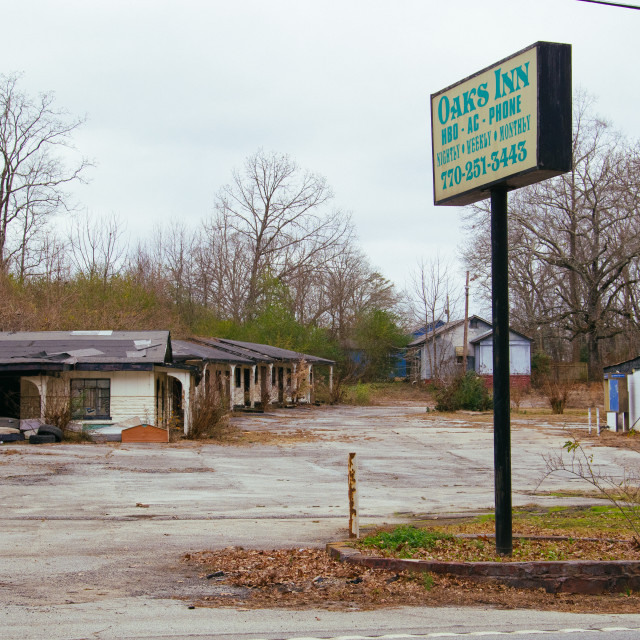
224;428;322;446
341;382;436;406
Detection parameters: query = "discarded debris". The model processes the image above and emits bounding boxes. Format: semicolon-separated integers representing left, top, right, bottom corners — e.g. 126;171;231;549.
206;571;225;579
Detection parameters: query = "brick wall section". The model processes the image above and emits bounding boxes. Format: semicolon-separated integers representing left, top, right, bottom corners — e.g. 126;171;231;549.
480;374;531;389
327;542;640;594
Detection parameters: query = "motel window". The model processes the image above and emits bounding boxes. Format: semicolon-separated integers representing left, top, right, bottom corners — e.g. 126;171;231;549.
70;378;111;419
235;367;242;388
254;368;258;384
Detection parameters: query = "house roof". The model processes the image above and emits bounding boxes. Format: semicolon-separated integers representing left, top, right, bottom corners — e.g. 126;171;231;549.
0;331;335;373
190;337;334;366
469;328;533;344
603;355;640;375
0;331;172;370
214;338;335;365
407;315;492;347
171;339;254;365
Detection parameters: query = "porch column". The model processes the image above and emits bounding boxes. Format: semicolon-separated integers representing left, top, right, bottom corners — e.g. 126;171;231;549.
168;371;192;435
39;375;48;419
229;364;236;410
251;365;257;407
308;365;313;403
268;364;274;403
292;362;298;403
329;365;334;394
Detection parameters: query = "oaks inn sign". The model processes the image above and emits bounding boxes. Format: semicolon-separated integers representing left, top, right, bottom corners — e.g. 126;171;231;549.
430;41;571;555
431;41;571;206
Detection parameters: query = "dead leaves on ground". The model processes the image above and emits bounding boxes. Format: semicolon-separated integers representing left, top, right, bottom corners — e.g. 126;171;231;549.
184;547;640;613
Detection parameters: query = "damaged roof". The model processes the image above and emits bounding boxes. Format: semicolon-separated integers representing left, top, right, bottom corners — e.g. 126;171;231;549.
0;331;172;370
171;339;254;365
194;337;334;365
0;331;335;373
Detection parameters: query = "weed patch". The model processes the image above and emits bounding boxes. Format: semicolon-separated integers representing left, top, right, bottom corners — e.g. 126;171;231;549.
359;525;453;557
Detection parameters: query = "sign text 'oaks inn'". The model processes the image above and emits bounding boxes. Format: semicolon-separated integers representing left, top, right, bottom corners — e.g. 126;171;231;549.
431;42;571;206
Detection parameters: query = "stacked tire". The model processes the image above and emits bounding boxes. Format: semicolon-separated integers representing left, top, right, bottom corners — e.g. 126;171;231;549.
29;424;64;444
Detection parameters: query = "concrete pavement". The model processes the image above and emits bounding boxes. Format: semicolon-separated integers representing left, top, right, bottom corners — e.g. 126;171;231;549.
2;404;639;637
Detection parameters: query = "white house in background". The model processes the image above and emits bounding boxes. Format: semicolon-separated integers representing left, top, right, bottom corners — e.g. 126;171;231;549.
407;315;532;386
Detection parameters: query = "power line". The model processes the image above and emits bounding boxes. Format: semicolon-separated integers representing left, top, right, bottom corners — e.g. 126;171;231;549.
577;0;640;9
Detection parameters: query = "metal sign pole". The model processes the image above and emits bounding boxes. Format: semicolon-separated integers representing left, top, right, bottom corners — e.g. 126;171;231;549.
490;186;512;555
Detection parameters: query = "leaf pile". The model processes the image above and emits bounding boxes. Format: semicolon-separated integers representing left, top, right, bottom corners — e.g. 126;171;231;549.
184;547;640;613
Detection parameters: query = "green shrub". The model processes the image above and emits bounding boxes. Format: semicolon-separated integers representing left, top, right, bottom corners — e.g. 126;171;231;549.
531;350;552;387
434;372;493;412
344;382;373;405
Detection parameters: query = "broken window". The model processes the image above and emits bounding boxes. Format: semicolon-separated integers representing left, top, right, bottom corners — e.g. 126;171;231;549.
70;378;110;419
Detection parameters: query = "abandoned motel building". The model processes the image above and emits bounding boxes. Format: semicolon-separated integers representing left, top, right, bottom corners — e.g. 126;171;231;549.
0;331;335;437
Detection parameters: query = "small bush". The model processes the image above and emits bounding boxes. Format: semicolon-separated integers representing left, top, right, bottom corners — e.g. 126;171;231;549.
510;383;530;412
541;377;573;414
434;372;493;412
186;384;231;440
44;394;72;431
43;393;94;441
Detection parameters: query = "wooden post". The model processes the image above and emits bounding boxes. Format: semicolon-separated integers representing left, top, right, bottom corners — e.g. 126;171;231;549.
597;407;601;436
348;452;359;538
462;270;470;374
588;407;592;435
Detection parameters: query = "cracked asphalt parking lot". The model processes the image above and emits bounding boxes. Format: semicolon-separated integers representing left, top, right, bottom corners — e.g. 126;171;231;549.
0;404;634;606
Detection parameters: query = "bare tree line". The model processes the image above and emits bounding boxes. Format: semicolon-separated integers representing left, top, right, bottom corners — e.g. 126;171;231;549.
13;70;640;381
462;95;640;378
0;72;401;344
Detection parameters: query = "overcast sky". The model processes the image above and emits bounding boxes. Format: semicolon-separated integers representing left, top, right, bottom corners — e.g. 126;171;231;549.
3;0;639;297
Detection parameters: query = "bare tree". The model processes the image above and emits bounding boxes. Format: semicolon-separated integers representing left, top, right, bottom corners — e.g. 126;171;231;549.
211;149;352;321
463;96;640;378
70;211;127;284
202;214;252;323
25;230;71;283
317;247;399;341
409;255;460;382
0;74;90;274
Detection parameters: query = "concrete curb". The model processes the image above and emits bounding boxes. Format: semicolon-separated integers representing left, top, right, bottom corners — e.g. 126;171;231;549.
327;540;640;594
